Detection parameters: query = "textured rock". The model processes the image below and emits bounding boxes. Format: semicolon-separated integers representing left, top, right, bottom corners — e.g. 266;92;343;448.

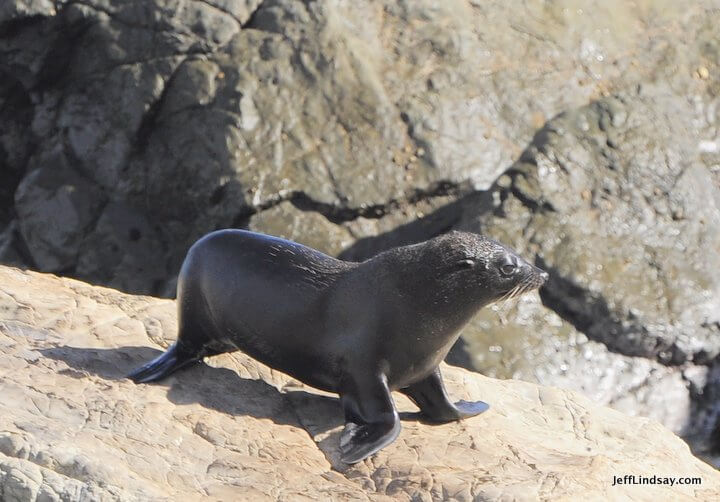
453;294;694;434
248;201;353;257
1;266;720;501
440;86;720;458
480;93;720;366
3;0;720;467
75;201;167;295
0;0;55;23
0;221;28;268
14;154;105;272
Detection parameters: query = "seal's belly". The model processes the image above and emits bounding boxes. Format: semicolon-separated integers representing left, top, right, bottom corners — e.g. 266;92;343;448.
208;278;339;384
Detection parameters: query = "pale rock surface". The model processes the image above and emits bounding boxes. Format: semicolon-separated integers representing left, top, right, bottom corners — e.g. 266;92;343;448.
0;265;718;501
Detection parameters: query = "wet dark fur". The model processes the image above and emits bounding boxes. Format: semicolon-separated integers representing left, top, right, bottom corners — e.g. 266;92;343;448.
129;229;547;463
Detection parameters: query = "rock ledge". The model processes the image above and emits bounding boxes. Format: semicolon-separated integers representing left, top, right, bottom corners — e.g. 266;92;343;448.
0;266;718;501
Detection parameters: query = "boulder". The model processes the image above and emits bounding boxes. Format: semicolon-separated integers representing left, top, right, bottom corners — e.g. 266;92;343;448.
14;157;105;272
448;88;720;460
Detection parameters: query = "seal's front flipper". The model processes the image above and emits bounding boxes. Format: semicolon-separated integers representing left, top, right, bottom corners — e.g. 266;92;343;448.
339;374;401;464
400;367;489;423
339;420;401;464
452;399;490;417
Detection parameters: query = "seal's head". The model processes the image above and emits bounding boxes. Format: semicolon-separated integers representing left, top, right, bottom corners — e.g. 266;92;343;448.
428;231;549;307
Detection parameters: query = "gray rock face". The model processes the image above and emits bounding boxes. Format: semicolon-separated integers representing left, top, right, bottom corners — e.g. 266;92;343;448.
248;201;354;257
485;93;720;366
453;88;720;463
453;294;694;434
15;156;105;272
75;201;167;294
2;0;720;466
4;0;716;293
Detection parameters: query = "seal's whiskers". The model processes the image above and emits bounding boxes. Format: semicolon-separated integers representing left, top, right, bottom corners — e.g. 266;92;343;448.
500;284;521;308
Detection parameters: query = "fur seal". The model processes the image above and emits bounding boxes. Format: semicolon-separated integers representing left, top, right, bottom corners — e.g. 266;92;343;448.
128;229;548;463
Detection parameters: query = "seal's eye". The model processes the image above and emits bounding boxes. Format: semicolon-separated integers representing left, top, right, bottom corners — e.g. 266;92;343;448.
457;258;475;269
500;264;516;276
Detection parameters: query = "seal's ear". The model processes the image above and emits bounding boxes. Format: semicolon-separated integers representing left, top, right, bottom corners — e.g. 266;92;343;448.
456;258;475;269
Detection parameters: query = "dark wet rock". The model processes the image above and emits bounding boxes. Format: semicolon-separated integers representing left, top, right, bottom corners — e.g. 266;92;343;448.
14;154;105;272
339;189;486;262
469;91;720;366
75;202;167;295
451;293;694;434
0;221;30;268
684;360;720;467
0;75;33;230
248;201;353;257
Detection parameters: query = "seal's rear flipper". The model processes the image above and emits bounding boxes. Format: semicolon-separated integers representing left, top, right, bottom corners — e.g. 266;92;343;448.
127;343;197;383
339;373;401;464
400;367;490;422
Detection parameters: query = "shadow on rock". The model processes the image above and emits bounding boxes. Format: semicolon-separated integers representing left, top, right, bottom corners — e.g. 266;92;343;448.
41;345;343;432
40;345;161;379
338;190;492;261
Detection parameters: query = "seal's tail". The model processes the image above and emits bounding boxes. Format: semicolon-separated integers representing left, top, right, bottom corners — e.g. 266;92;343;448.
127;343;197;383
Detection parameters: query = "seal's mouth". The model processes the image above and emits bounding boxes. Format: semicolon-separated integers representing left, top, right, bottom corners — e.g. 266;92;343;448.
497;281;534;303
497;270;549;302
